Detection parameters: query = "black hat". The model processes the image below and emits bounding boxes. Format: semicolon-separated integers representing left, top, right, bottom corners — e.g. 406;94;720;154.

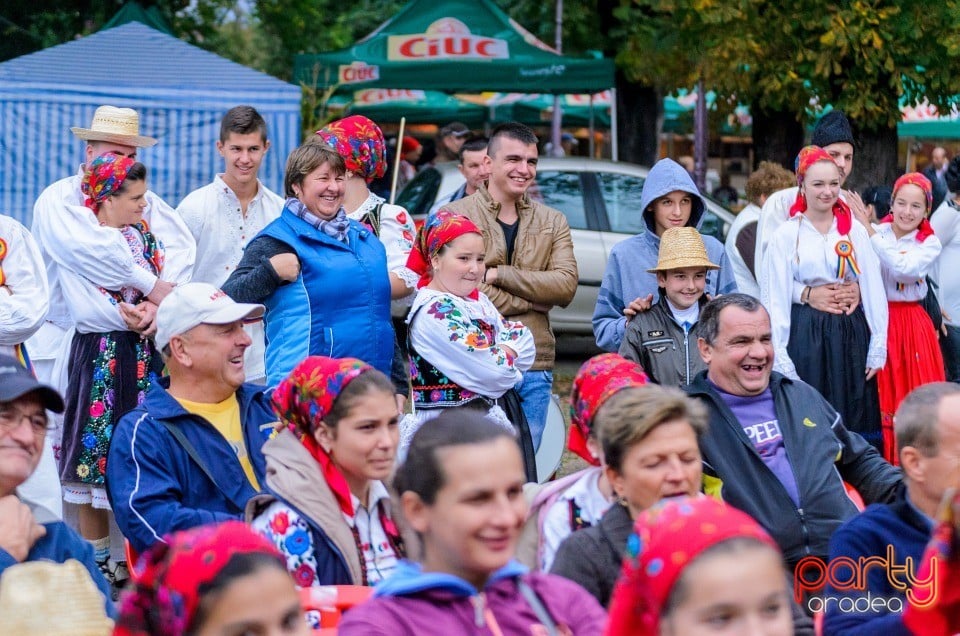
0;355;64;413
811;111;854;148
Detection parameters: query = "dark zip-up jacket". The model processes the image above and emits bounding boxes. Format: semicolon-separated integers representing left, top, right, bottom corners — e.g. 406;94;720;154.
685;371;901;569
618;295;707;386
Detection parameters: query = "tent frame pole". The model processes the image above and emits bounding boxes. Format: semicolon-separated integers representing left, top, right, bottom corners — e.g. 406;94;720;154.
610;87;619;162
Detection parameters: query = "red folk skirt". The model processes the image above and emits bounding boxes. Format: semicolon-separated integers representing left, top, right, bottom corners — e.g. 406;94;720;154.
878;301;945;464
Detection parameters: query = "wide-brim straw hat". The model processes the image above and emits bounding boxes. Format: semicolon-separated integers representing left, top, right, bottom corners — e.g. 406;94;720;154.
647;226;720;272
1;559;114;635
71;105;157;147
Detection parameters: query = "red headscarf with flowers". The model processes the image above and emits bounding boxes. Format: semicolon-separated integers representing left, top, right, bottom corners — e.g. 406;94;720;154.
882;172;936;242
789;145;853;234
606;496;780;636
114;521;286;636
316;115;387;182
271;356;372;517
568;353;649;466
81;152;136;214
405;209;482;299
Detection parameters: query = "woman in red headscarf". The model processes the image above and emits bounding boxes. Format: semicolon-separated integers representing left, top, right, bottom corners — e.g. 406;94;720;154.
247;356;405;616
853;173;945;463
115;521;309;636
605;496;793;636
58;152;164;585
518;353;647;573
761;146;887;453
401;210;536;463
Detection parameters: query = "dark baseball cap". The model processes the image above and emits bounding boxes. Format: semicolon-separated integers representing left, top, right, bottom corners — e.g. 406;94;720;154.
440;122;470;138
0;355;64;413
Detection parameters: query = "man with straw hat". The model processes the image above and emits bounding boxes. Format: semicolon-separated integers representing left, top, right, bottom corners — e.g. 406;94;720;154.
619;226;717;386
0;355;114;616
26;104;195;582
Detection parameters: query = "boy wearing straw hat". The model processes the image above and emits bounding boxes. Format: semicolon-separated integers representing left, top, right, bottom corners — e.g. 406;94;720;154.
619;227;718;386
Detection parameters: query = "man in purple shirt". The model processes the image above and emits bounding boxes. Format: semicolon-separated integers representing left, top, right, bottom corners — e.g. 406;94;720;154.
684;294;900;571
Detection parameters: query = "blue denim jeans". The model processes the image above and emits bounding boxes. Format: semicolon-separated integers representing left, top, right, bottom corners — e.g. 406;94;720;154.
517;370;553;451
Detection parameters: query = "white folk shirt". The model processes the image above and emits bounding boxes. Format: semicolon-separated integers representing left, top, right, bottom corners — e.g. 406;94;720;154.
868;223;942;302
28;170;196;352
761;214;888;379
931;199;960;327
345;480;398;585
540;467;612;572
346;193;419;315
0;215;49;358
177;176;283;381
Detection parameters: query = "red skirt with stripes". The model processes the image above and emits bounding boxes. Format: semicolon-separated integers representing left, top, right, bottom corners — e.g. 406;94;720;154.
878;301;946;464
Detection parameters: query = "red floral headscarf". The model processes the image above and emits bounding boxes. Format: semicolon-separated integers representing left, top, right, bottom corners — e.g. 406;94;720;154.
271;356;373;517
114;521;287;636
405;209;482;298
882;172;935;242
81;153;136;213
568;353;649;465
789;145;853;234
316;115;386;182
606;496;780;636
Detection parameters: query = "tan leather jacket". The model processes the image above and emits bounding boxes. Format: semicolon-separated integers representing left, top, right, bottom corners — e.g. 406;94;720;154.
445;186;578;369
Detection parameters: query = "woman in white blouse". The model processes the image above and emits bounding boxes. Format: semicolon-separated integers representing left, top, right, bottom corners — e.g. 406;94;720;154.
853;172;944;463
57;153;164;575
761;146;887;452
401;210;536;470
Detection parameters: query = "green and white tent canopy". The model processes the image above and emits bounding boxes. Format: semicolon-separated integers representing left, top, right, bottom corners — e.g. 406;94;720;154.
294;0;614;94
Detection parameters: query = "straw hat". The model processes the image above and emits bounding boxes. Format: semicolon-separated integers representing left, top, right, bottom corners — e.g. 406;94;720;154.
71;105;157;147
647;226;720;272
0;559;114;636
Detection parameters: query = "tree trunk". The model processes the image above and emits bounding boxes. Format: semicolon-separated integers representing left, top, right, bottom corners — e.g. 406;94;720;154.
615;71;661;167
750;101;804;170
847;125;899;193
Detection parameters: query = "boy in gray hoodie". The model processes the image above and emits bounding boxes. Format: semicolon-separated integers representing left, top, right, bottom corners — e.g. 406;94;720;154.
593;158;736;351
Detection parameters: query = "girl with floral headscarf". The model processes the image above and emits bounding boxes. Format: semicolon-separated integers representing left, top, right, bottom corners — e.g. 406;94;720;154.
400;209;536;464
115;521;308;636
605;496;792;636
761;146;887;452
852;172;945;463
247;356;405;616
58;152;164;584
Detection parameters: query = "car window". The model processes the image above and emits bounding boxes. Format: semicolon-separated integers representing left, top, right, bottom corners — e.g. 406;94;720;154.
698;206;724;242
396;168;442;217
527;171;588;230
596;172;647;235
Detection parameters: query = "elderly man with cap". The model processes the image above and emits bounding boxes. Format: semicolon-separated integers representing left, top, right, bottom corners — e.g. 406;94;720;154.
0;355;114;614
434;121;471;164
754;111;869;315
106;283;274;555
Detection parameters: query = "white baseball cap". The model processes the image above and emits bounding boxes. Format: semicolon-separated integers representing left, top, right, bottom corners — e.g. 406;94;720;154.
155;283;265;351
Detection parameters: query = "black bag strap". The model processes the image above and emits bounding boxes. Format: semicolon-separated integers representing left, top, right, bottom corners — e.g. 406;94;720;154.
517;578;559;636
160;420;232;502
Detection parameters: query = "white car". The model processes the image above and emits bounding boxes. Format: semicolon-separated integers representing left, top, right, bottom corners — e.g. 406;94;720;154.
397;158;735;335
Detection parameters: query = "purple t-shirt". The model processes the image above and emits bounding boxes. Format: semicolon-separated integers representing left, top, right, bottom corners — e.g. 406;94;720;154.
711;382;801;506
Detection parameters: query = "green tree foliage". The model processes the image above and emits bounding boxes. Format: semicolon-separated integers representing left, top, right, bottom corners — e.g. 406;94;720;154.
614;0;960;182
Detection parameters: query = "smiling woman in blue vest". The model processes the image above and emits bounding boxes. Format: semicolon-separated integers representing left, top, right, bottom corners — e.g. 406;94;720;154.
223;140;394;386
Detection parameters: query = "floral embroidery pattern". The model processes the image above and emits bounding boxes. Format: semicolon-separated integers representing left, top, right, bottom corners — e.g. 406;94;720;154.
254;504;319;588
75;335;157;485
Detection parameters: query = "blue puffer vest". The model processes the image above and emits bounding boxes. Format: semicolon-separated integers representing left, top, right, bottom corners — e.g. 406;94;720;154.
258;207;394;385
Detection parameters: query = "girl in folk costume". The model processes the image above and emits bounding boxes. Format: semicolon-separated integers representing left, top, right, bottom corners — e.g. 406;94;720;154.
248;356;405;614
853;173;944;464
401;210;536;464
58;153;164;579
761;146;887;452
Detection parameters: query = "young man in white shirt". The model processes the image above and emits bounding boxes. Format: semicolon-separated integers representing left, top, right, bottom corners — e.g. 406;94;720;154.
177;106;284;385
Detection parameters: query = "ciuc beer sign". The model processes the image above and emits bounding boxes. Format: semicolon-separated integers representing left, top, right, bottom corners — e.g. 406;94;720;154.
387;18;509;61
338;61;380;85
